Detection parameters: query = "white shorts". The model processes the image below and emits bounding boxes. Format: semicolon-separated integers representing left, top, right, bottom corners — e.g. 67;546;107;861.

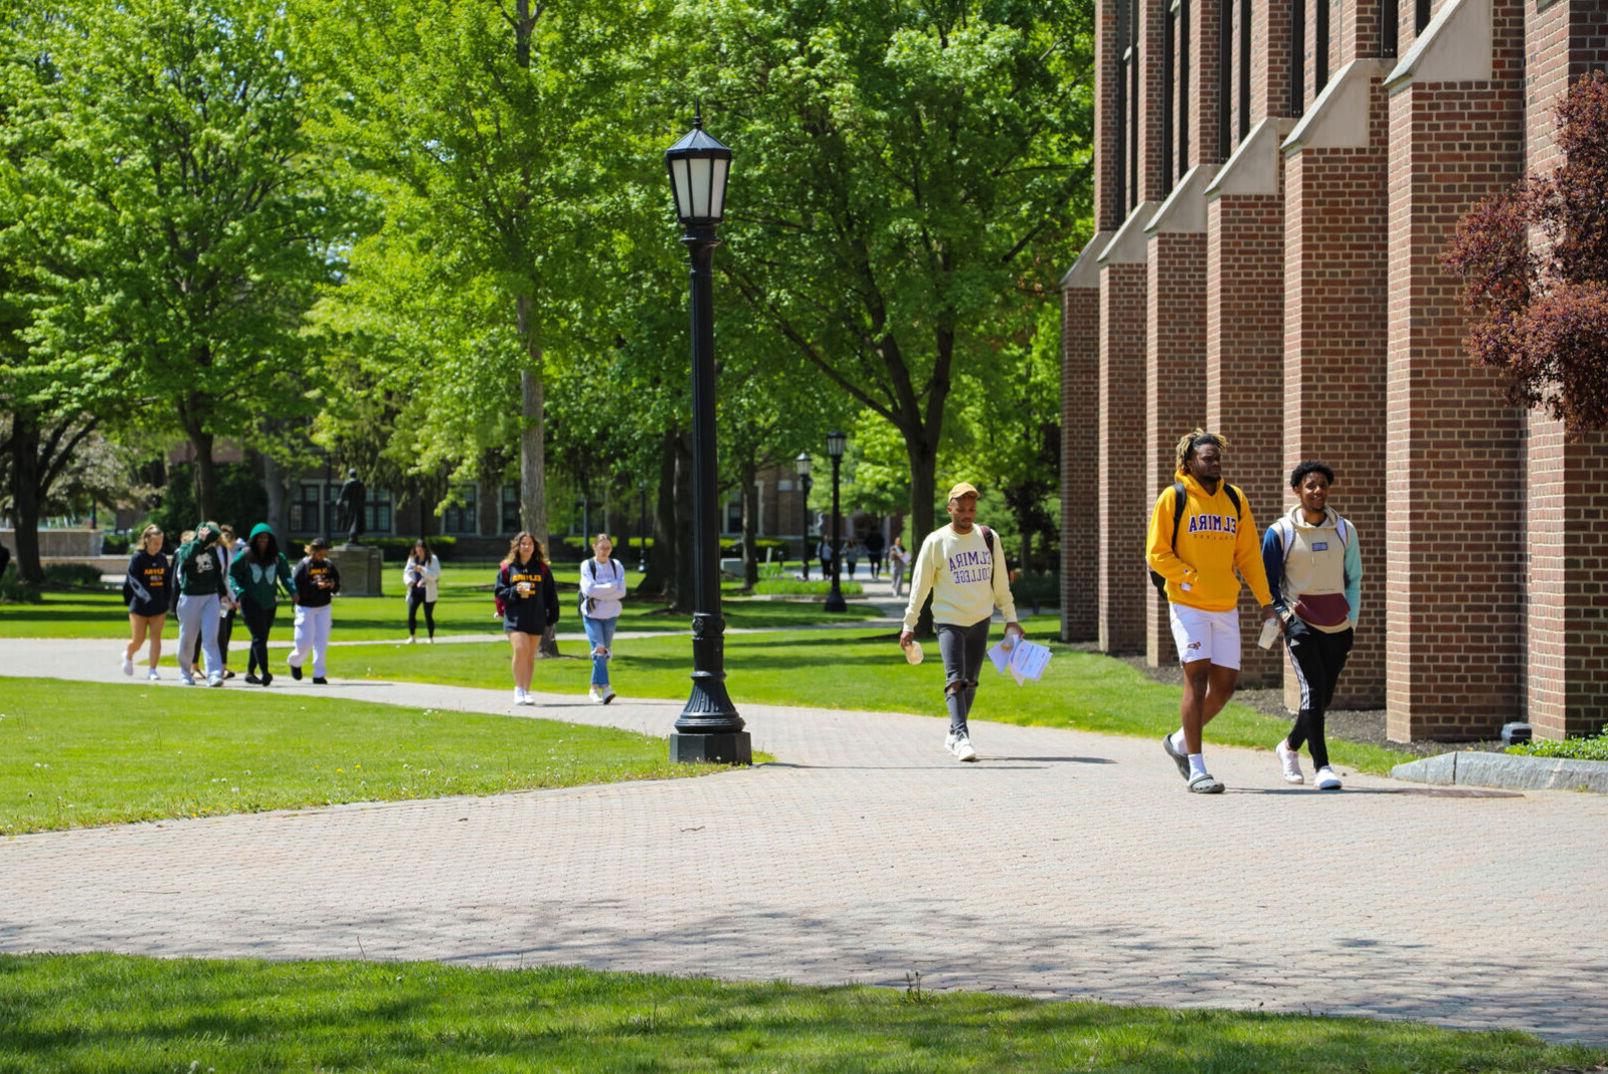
1168;604;1241;669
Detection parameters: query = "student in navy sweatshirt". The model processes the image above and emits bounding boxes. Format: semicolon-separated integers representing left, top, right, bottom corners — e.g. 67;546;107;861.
288;537;341;684
494;531;559;706
121;524;172;682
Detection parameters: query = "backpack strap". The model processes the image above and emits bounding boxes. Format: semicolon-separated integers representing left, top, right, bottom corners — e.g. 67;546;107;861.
1223;482;1243;519
1169;482;1187;552
1335;517;1350;548
1274;516;1294;557
979;525;998;585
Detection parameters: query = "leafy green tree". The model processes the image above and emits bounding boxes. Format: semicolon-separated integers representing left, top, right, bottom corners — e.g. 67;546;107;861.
12;0;351;522
687;0;1092;544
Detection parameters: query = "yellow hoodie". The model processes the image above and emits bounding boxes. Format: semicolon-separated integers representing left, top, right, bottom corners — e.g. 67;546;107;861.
1145;471;1274;613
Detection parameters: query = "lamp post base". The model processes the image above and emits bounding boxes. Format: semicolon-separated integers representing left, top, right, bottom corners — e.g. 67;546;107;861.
823;593;848;612
670;731;752;766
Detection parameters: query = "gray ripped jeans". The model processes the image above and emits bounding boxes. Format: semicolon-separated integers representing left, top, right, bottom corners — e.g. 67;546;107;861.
936;617;991;736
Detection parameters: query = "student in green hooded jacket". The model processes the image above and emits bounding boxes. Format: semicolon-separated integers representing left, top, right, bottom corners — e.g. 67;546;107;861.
228;523;296;687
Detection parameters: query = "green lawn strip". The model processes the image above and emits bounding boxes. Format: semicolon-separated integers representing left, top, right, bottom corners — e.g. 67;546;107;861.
0;678;731;835
332;621;1411;775
0;564;880;639
0;954;1597;1074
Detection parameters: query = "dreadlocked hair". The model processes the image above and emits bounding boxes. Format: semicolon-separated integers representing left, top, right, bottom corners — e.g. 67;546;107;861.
1175;428;1228;472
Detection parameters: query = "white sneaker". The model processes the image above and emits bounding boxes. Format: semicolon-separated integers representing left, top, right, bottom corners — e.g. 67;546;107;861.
1314;766;1343;790
589;686;605;704
513;688;526;705
601;688;615;705
179;673;196;686
208;673;224;688
407;636;416;645
121;655;134;677
147;668;160;682
1276;739;1304;784
946;732;978;762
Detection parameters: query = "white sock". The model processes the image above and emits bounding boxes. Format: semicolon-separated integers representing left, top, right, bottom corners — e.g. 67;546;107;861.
1170;729;1187;752
1188;753;1207;778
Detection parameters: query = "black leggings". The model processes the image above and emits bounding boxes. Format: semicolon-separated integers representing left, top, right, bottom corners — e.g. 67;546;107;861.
241;599;278;677
1283;626;1353;770
407;589;436;638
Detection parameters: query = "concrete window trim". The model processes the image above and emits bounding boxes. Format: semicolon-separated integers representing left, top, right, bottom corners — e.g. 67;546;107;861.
1382;0;1494;91
1097;201;1160;265
1281;58;1389;154
1061;232;1115;290
1144;164;1221;234
1204;116;1297;198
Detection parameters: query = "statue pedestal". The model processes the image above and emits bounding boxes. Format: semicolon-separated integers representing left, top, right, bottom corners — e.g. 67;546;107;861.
330;545;384;597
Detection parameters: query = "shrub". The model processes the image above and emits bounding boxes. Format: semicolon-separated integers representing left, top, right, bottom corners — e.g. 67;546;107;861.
101;533;131;555
286;536;459;563
750;578;865;597
43;563;107;589
0;568;42;604
1511;730;1608;762
1011;569;1060;607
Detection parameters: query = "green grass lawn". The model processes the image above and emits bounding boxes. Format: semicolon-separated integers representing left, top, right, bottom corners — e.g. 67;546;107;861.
1;954;1599;1074
329;617;1412;774
0;678;729;835
0;564;880;640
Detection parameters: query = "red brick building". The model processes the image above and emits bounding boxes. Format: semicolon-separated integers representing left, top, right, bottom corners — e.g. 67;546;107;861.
1062;0;1608;741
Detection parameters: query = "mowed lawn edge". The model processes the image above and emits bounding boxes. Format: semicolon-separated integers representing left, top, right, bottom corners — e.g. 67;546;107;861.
326;619;1415;776
0;953;1601;1074
0;679;745;835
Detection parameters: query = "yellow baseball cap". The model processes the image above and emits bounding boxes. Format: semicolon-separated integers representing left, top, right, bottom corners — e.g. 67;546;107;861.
946;481;980;502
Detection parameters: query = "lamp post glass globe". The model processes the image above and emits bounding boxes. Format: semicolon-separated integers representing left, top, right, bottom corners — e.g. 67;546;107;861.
824;431;847;612
664;107;747;765
795;452;811;477
826;430;847;459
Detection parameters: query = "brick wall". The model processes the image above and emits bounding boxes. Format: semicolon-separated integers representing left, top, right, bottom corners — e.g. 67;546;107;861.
1100;261;1151;653
1523;0;1608;739
1252;0;1293;125
1145;231;1208;665
1207;191;1287;688
1282;75;1390;709
1188;0;1224;167
1139;0;1172;201
1095;0;1124;229
1383;0;1527;740
1062;283;1101;642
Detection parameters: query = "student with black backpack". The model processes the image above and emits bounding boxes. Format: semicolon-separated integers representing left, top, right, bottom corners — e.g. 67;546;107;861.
1145;430;1277;794
578;533;627;704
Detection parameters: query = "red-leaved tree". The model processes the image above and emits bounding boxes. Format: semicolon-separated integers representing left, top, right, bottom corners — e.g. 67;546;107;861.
1445;71;1608;434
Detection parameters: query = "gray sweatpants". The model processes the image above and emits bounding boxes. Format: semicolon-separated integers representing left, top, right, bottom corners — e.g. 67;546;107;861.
176;592;222;680
937;617;991;736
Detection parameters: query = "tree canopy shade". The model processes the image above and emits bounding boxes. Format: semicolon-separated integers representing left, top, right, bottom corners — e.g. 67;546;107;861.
1446;72;1608;435
687;0;1093;541
4;0;352;522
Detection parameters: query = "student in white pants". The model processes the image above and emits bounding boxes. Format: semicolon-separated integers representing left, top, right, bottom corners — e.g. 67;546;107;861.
287;537;341;684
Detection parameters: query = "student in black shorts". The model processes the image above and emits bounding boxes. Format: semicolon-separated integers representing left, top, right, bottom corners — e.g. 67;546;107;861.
121;524;172;682
495;531;559;706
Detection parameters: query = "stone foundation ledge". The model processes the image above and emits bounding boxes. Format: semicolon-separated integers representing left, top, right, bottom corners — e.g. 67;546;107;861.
1392;751;1608;794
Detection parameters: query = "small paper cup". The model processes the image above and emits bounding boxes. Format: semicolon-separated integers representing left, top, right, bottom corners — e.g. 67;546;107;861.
904;640;924;665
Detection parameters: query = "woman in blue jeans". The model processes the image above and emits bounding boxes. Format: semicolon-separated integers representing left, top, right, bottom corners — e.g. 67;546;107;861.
579;533;627;704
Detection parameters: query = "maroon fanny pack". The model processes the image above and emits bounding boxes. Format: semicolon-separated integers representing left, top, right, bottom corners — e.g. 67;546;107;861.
1294;592;1350;627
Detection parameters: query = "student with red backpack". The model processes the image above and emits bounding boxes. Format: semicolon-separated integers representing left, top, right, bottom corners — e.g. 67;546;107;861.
1145;430;1277;794
898;482;1023;763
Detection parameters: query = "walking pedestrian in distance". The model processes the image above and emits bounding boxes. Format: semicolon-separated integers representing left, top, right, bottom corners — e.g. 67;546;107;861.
173;522;228;687
403;538;441;643
817;535;834;582
898;483;1023;763
1264;462;1361;791
865;529;885;580
229;523;296;687
844;537;861;580
888;535;910;596
579;533;627;704
121;524;172;682
288;537;340;684
215;524;239;679
1146;429;1277;794
496;531;558;706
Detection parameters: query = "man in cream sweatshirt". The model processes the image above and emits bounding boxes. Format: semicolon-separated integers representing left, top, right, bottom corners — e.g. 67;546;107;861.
899;482;1023;762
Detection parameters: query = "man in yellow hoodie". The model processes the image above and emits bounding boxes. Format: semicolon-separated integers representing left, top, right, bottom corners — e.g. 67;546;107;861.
1146;430;1278;793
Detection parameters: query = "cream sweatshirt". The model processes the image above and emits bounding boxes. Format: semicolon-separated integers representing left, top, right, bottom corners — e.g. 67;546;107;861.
901;524;1019;631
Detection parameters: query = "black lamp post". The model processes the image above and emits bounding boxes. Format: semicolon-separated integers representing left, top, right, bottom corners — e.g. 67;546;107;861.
665;107;749;766
824;431;847;613
795;452;812;581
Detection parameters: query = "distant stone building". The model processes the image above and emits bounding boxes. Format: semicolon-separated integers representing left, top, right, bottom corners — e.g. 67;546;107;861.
1061;0;1608;740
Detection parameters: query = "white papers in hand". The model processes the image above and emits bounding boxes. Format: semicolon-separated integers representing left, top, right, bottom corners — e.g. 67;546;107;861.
987;634;1017;673
1007;639;1052;685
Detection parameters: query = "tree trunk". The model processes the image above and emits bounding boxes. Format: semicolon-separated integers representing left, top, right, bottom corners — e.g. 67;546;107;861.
260;452;291;539
7;410;44;583
906;438;939;635
637;427;679;599
189;423;219;524
740;454;759;589
673;429;695;614
516;298;548;550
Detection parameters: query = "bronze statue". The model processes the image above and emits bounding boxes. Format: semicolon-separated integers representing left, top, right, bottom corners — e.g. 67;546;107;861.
336;469;366;545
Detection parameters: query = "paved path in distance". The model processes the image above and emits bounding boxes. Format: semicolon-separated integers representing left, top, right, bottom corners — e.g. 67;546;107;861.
3;636;1606;1043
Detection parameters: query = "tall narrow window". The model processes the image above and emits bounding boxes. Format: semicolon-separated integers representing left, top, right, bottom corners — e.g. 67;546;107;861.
1291;0;1305;116
1116;0;1129;214
1163;0;1176;191
1239;0;1252;141
1315;0;1329;94
1415;0;1430;34
1178;0;1190;176
1381;0;1399;57
1129;0;1140;209
1218;0;1232;158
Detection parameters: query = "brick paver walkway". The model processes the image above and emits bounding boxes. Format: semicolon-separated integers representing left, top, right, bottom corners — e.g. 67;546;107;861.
3;637;1606;1043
